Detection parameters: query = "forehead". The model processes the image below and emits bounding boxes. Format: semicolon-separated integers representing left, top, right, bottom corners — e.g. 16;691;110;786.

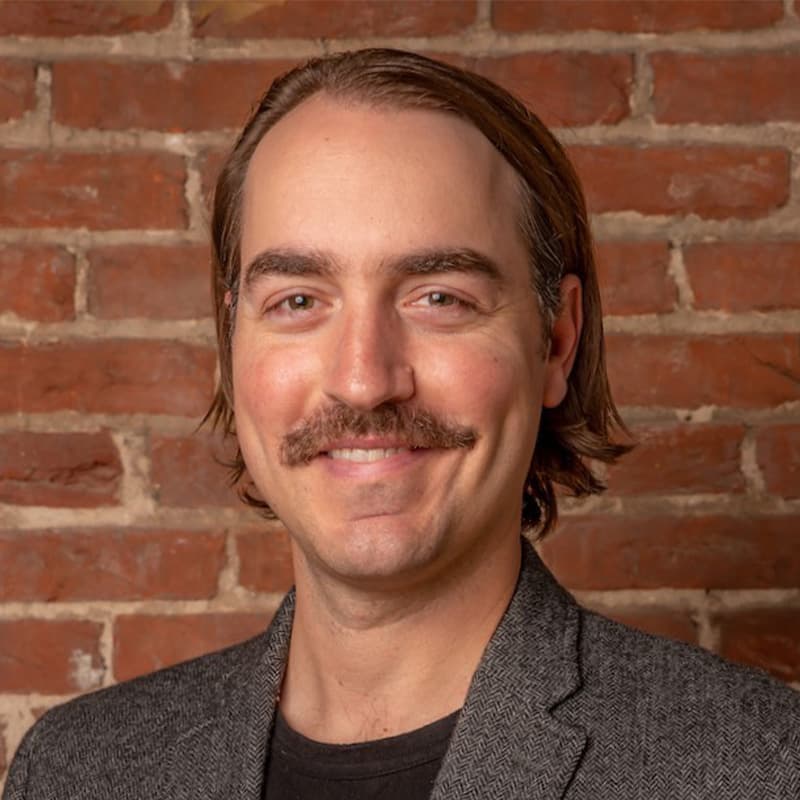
240;93;528;275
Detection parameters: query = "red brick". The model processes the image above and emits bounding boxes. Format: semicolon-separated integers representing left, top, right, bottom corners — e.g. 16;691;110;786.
0;619;103;693
606;424;745;495
595;241;676;315
53;61;293;133
0;245;75;322
0;341;215;416
606;334;799;408
0;150;186;230
0;60;35;123
191;0;476;38
87;244;211;320
150;433;237;507
0;1;173;36
540;515;800;591
492;0;782;32
114;612;270;680
684;242;800;312
198;149;226;208
0;529;225;601
756;425;800;500
653;53;800;125
717;609;800;683
472;53;632;126
237;529;295;594
592;607;698;646
0;431;121;508
570;146;789;219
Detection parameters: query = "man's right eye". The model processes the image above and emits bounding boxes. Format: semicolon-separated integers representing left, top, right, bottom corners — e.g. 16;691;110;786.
284;294;315;311
265;293;317;315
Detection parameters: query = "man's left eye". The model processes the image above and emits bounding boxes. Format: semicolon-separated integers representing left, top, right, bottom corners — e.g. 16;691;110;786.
427;291;458;306
419;291;474;310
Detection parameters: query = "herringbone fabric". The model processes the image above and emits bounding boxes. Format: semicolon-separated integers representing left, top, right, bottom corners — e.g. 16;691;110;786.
4;541;799;799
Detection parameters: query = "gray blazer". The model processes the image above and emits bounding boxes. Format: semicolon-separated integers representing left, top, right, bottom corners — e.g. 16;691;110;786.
4;541;800;799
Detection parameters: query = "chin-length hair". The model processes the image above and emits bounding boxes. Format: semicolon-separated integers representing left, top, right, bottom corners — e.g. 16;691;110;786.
204;47;631;539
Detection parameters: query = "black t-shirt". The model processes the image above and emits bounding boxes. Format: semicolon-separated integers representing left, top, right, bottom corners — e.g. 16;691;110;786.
263;708;459;800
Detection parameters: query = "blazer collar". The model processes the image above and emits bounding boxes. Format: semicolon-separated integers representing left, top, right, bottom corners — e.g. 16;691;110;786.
163;593;294;800
165;539;585;800
431;541;587;799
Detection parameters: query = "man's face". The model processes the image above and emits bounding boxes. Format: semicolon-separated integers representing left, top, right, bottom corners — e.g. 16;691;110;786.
233;94;568;589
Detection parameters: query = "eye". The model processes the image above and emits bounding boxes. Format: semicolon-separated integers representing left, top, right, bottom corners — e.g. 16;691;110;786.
414;290;476;311
426;291;459;307
284;294;315;311
264;293;317;315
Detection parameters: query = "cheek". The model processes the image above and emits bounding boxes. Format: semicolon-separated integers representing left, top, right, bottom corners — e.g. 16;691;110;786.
418;337;543;428
232;335;317;453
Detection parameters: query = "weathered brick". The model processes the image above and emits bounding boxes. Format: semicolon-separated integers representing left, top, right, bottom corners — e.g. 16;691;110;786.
756;425;800;500
0;619;103;694
0;341;215;416
0;245;75;322
492;0;782;32
717;609;800;683
569;146;789;219
237;529;294;594
114;612;270;681
606;334;799;408
606;424;745;495
594;241;676;315
591;607;698;646
0;529;225;601
150;433;237;507
0;151;186;230
53;61;292;132
0;1;173;36
198;149;227;209
0;60;35;124
540;515;800;591
191;0;476;38
87;244;210;320
472;53;632;127
652;53;800;125
683;242;800;312
0;431;121;507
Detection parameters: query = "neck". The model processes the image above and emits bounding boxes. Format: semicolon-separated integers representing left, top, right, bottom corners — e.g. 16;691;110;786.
278;532;522;744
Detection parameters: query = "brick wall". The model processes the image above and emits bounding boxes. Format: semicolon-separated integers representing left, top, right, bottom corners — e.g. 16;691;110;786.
1;0;799;784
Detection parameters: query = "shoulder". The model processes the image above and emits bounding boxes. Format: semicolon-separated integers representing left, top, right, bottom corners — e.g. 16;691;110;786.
562;608;800;796
3;633;268;800
578;607;800;725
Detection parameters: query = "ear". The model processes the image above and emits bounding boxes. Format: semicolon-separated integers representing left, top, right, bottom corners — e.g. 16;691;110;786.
542;274;583;409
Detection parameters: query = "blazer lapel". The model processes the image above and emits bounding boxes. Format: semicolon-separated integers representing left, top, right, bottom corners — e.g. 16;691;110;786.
430;542;587;800
162;541;585;800
162;591;295;800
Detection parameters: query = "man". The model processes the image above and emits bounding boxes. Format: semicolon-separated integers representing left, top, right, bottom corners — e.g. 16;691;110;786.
4;48;799;800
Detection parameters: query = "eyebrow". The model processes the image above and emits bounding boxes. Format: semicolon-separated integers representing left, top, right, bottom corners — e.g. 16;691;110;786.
242;249;339;292
241;247;506;293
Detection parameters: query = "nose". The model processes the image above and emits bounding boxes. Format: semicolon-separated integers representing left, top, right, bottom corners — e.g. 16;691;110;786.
322;304;415;411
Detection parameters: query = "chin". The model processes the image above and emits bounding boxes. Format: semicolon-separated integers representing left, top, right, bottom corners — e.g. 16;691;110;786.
305;517;447;587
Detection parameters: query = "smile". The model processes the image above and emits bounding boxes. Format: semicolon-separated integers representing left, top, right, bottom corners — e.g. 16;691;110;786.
327;447;409;462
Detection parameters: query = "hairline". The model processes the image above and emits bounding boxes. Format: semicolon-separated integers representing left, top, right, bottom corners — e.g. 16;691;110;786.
229;88;555;333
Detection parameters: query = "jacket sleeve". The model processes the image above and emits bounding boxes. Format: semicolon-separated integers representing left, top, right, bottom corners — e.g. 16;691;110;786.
1;721;40;800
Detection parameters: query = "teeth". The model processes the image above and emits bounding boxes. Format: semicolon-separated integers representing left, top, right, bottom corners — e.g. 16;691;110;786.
328;448;406;462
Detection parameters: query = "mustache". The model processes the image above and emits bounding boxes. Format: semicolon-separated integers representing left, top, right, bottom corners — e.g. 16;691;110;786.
280;404;478;466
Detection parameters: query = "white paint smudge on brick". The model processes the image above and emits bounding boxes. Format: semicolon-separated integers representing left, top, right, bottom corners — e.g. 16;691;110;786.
69;649;104;692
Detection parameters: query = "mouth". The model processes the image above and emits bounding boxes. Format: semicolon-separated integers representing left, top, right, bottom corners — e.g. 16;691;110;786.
326;447;413;463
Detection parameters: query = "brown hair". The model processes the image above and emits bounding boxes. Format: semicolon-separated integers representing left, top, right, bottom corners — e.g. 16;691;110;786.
204;48;631;538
